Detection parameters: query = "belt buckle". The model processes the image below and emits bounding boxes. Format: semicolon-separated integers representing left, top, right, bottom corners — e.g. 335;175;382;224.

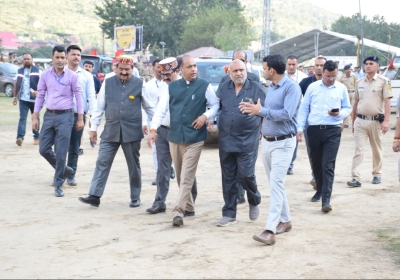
320;125;327;129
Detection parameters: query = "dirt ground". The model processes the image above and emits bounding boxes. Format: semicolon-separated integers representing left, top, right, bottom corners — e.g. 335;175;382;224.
1;104;400;279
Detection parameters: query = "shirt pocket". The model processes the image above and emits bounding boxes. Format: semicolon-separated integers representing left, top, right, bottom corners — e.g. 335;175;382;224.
326;93;341;109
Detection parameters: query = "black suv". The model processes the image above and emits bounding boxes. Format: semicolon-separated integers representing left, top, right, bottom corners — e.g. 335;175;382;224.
79;55;113;83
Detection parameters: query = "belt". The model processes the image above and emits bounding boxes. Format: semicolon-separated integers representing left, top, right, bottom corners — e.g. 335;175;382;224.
309;125;341;129
263;134;294;142
356;114;380;121
47;108;73;114
74;112;87;116
160;125;169;129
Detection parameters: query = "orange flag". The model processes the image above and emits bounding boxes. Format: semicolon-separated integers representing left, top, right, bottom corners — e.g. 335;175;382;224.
115;49;124;57
89;48;97;55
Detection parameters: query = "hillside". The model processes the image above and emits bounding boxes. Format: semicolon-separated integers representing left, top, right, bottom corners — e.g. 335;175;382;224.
0;0;340;53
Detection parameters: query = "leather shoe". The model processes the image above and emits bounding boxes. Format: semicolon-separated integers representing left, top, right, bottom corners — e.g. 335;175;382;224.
321;204;332;213
172;216;183;227
67;178;77;186
146;205;166;214
151;180;157;185
236;197;246;205
287;168;293;175
310;179;317;190
63;166;73;179
253;230;275;245
130;199;141;208
170;167;176;179
184;210;195;217
311;192;321;202
55;186;64;197
372;177;381;184
347;178;361;187
276;221;292;234
79;195;100;207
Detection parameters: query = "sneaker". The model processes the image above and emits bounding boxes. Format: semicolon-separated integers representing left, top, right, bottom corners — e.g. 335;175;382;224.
249;204;260;221
372;176;381;184
347;178;361;188
16;138;23;146
216;216;237;227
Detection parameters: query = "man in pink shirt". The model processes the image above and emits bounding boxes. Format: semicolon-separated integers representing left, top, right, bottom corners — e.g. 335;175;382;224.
32;45;84;197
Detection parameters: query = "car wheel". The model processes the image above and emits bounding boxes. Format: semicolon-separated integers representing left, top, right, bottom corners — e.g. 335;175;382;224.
4;84;14;97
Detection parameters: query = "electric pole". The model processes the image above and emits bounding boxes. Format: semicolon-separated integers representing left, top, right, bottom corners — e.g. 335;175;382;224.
260;0;271;60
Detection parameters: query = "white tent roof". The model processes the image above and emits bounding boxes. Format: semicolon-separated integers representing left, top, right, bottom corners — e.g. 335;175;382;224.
267;28;400;63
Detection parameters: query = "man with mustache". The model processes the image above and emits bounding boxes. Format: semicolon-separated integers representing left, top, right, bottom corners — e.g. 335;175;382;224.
79;55;154;208
65;45;96;186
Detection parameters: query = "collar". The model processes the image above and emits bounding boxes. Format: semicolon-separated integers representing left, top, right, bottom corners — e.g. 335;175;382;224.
75;66;84;73
51;66;66;76
271;75;288;88
184;78;197;84
320;80;337;89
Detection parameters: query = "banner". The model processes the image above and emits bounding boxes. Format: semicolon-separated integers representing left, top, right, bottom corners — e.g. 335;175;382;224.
114;25;143;52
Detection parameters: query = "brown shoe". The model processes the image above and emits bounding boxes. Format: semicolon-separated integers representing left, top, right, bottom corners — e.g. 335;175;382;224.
276;221;292;234
253;230;275;245
34;139;39;145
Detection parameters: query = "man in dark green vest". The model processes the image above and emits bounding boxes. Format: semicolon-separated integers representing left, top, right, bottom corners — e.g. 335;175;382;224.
78;55;155;208
147;55;219;227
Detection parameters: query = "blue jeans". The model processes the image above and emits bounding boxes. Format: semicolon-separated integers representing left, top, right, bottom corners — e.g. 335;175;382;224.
17;100;39;140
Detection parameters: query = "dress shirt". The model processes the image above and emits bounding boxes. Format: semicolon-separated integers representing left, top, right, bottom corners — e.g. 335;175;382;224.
133;67;140;78
259;75;302;137
285;70;308;84
297;80;352;132
91;76;154;132
142;78;165;126
35;66;83;114
354;72;364;79
104;72;116;79
73;67;96;114
151;80;219;130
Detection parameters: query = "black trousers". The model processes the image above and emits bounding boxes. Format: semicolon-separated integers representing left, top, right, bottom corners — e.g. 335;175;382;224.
219;149;261;218
307;126;341;206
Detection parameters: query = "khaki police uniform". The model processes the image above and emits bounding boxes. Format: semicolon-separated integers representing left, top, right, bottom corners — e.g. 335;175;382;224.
139;53;148;63
351;73;393;180
339;74;358;126
336;70;343;81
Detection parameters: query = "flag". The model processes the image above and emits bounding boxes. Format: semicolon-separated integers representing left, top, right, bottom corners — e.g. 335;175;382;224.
89;48;97;55
115;49;124;57
388;54;395;70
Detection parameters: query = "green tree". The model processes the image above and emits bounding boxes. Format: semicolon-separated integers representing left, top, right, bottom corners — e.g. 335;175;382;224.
180;6;252;52
95;0;243;55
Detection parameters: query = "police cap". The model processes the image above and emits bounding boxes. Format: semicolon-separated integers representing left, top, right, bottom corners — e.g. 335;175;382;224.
363;55;379;64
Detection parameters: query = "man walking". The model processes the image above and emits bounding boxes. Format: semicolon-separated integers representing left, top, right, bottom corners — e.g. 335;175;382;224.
216;59;265;227
78;55;154;208
32;45;84;197
240;54;301;245
147;55;219;227
297;60;351;212
146;57;198;215
65;45;96;186
83;60;102;95
347;56;392;187
339;64;357;128
13;53;41;146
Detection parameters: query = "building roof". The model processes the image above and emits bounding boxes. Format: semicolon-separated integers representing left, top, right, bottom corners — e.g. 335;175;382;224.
178;47;223;58
264;28;400;63
0;31;23;50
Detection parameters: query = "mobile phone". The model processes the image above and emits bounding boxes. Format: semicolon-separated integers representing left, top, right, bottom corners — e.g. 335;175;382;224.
90;141;95;148
244;97;253;103
331;108;339;112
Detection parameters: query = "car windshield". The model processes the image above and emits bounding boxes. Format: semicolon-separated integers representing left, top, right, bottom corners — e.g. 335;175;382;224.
102;61;112;74
196;61;229;83
0;63;18;75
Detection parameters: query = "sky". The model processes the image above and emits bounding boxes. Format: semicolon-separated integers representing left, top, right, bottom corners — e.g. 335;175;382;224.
306;0;399;24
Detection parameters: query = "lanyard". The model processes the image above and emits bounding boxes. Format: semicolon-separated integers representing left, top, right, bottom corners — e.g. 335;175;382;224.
53;71;68;86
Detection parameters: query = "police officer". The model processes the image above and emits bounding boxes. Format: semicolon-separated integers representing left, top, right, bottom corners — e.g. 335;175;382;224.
347;56;393;187
339;64;357;128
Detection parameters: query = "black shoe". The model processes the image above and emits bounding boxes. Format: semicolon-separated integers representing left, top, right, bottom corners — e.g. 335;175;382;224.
344;124;349;128
79;195;100;207
55;186;64;197
321;204;332;213
170;167;176;179
347;178;361;188
151;180;157;185
287;168;293;175
310;179;317;190
372;177;381;184
78;149;84;155
67;178;77;186
184;210;195;217
130;199;141;208
64;166;73;179
391;126;396;130
146;205;166;214
311;192;321;202
236;197;246;205
172;216;184;227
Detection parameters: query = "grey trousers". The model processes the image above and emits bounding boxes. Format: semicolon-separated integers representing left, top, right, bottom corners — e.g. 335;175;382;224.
89;139;142;201
153;126;197;207
39;110;74;187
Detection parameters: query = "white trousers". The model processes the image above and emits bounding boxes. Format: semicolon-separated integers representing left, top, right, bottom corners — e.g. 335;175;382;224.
261;137;296;233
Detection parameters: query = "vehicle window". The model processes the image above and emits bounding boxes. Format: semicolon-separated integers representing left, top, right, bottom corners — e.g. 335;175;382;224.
385;68;400;80
197;62;228;83
0;63;18;75
102;61;112;74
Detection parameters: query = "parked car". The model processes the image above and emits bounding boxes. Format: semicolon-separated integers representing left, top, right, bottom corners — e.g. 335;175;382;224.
79;55;113;82
0;62;18;97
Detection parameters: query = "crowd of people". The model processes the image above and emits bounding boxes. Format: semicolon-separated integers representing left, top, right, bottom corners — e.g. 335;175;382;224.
10;44;396;246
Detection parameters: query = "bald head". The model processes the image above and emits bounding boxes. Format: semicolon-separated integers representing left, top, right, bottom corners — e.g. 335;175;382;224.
232;50;247;63
229;59;247;85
